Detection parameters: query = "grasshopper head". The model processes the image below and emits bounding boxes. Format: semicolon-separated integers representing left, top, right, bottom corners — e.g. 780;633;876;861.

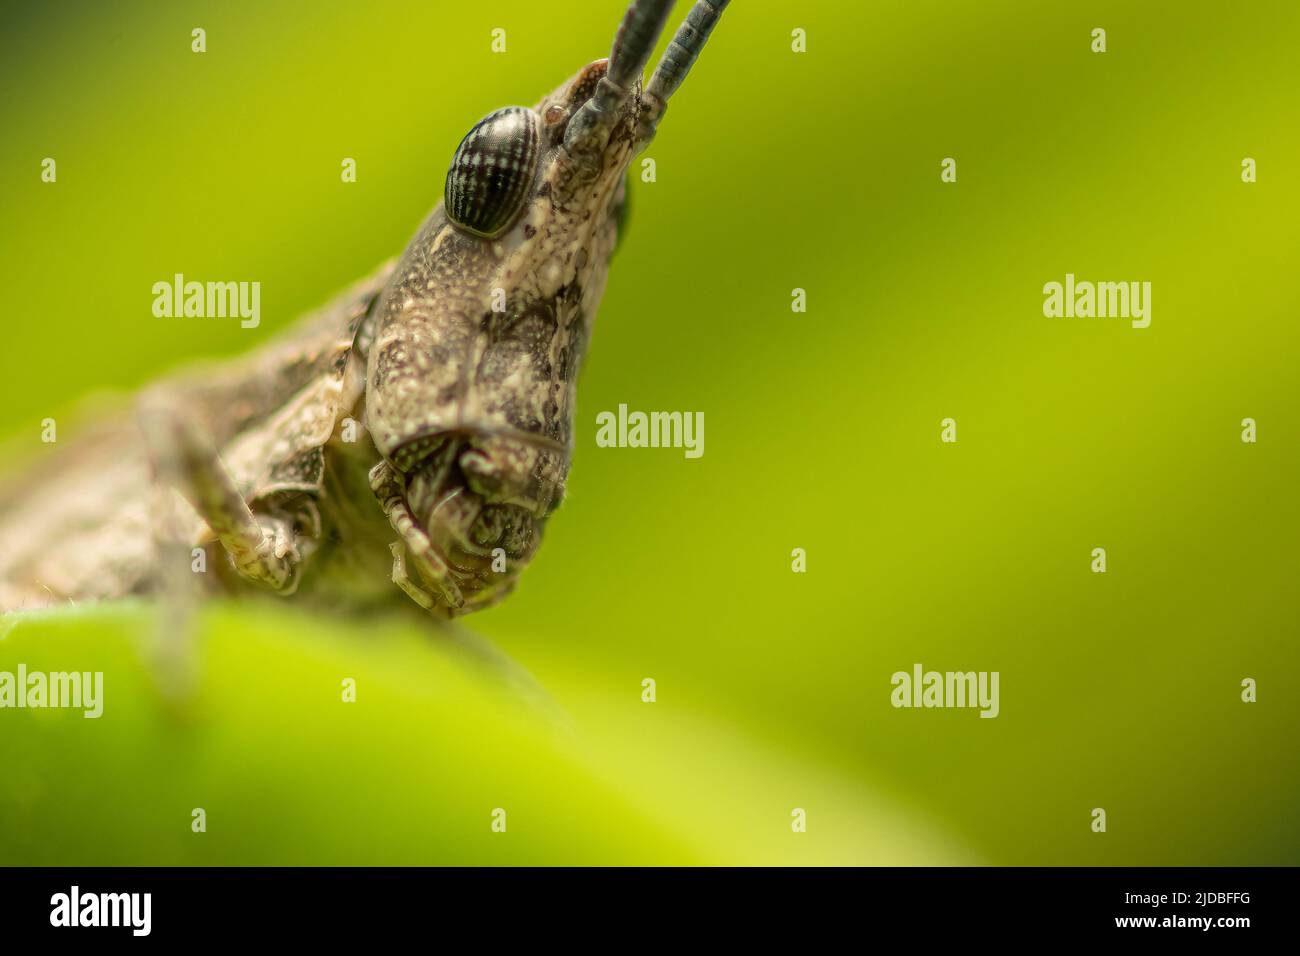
363;1;728;613
444;0;732;250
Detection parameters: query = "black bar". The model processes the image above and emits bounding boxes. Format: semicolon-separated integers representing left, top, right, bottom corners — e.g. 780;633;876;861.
0;866;1289;942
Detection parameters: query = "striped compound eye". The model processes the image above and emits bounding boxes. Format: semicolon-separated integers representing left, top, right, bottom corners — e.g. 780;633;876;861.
445;106;541;239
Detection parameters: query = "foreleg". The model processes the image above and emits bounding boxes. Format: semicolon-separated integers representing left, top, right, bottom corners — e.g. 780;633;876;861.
141;407;315;594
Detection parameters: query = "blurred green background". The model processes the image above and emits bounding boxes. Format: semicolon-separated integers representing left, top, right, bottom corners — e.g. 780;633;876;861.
1;0;1297;865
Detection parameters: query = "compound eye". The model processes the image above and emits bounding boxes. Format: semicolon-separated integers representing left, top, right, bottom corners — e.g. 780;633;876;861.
445;106;541;239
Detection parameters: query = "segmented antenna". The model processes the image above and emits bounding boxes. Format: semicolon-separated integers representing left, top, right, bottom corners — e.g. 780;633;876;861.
608;0;676;93
566;0;675;156
638;0;730;147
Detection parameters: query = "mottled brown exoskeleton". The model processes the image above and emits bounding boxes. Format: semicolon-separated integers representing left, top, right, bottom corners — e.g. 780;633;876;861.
0;0;728;618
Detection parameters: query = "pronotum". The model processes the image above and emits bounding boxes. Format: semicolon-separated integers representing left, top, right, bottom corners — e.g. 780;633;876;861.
0;0;729;617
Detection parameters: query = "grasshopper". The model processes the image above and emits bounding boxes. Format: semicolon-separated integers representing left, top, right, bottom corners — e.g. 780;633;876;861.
0;0;729;618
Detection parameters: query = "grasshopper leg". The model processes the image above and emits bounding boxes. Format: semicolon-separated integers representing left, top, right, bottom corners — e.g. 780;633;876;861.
369;460;466;612
388;541;440;612
141;407;313;594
